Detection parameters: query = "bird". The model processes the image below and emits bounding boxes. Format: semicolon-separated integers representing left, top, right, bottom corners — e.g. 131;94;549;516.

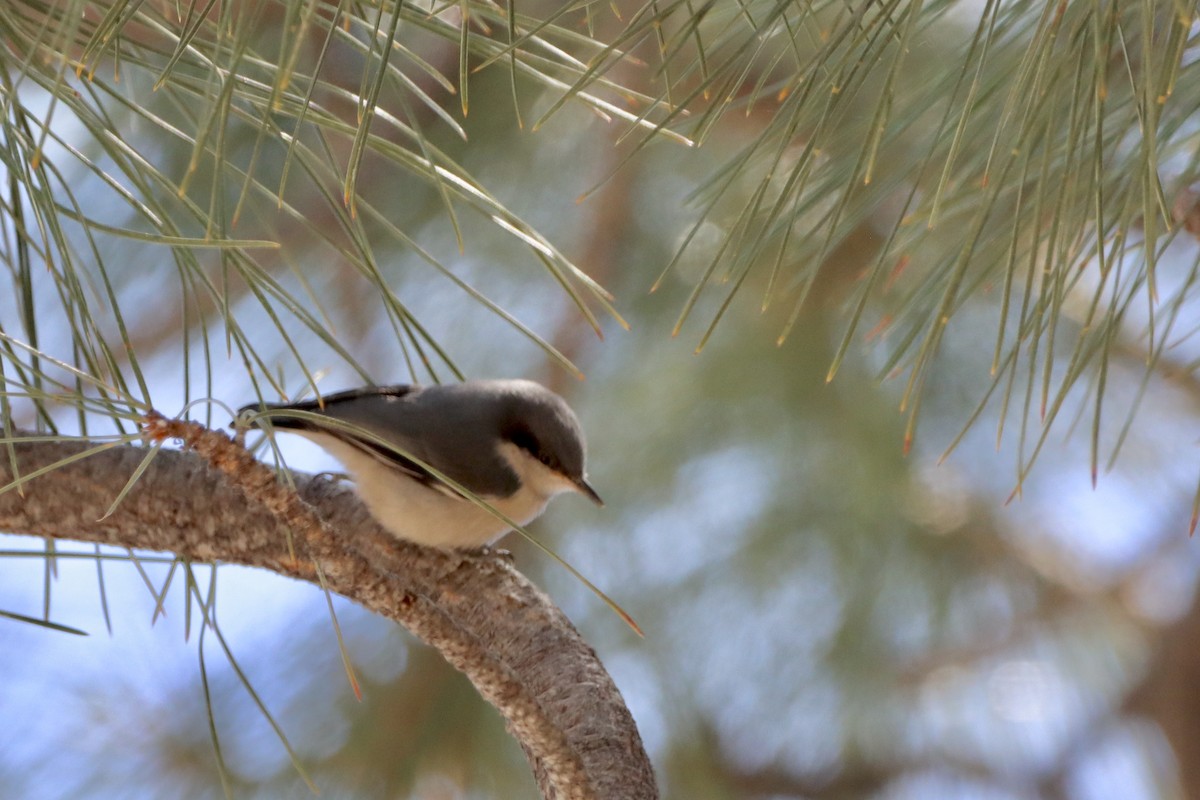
238;379;602;549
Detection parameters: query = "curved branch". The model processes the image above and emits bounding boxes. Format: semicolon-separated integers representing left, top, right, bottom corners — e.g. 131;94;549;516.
0;433;657;800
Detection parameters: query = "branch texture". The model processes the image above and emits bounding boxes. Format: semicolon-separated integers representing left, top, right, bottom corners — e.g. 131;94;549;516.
0;433;656;800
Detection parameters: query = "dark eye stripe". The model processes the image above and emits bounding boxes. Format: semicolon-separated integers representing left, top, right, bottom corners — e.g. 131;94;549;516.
506;425;563;471
508;427;540;457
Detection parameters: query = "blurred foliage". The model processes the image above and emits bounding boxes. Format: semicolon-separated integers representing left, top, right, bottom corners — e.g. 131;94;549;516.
1;1;1200;799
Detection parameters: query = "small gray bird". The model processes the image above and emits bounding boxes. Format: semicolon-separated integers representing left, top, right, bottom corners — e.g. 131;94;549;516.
239;379;601;549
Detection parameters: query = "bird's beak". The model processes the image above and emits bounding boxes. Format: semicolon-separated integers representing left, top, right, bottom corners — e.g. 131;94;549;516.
573;477;604;507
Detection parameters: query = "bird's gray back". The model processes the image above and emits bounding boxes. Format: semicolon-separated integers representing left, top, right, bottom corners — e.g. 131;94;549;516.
316;382;519;497
281;378;586;498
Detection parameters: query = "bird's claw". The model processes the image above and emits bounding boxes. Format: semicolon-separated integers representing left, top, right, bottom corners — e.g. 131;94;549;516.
465;544;514;563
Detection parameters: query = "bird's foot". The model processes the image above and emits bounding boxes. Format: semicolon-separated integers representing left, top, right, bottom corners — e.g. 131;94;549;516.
464;544;514;563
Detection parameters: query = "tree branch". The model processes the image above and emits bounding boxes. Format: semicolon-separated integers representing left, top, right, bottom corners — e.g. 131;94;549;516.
0;431;657;800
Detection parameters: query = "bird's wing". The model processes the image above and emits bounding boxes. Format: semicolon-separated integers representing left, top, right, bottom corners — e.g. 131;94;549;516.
238;384;417;416
242;385;461;498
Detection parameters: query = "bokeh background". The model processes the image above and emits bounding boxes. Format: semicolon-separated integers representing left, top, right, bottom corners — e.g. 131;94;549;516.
2;2;1200;799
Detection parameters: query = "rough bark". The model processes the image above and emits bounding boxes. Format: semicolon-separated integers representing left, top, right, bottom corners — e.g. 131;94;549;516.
0;430;657;800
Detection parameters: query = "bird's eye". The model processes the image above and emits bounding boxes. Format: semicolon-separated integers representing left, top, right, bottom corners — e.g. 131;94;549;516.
509;428;539;456
538;452;553;466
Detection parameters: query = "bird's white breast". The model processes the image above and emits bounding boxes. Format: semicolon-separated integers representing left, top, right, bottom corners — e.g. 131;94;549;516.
296;432;551;549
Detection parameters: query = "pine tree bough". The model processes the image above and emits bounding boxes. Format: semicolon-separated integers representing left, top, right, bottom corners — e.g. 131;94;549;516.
0;422;657;800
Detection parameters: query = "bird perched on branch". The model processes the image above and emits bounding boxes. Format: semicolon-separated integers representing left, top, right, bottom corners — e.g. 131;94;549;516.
238;379;601;549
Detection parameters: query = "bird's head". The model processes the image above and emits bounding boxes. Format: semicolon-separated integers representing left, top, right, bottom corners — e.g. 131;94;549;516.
491;380;602;506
